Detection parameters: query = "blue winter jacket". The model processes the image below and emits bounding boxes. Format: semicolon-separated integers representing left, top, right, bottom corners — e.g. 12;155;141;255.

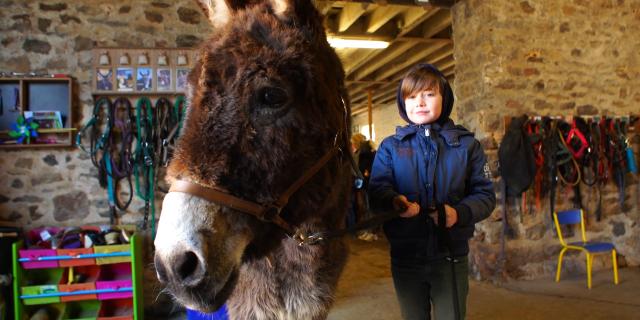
368;120;496;262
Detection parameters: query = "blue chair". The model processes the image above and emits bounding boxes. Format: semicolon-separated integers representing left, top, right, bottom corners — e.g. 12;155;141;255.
553;209;619;289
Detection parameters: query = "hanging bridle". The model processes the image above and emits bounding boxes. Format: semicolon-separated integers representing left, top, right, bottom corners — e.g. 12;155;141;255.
168;144;341;245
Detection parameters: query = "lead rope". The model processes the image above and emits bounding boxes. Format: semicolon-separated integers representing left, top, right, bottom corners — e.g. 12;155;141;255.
77;97;118;224
134;97;156;238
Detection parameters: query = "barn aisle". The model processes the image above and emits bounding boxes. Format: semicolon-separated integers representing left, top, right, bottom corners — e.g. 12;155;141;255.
328;237;640;320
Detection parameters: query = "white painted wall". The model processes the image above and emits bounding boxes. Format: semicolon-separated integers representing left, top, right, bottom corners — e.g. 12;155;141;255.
351;102;404;146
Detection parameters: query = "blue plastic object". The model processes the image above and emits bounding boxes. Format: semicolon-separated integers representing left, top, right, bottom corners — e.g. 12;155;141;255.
626;147;638;174
187;305;228;320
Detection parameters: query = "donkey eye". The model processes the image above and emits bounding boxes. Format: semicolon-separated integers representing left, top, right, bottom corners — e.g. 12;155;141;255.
259;87;288;107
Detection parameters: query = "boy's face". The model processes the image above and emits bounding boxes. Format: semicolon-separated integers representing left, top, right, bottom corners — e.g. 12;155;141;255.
404;87;442;125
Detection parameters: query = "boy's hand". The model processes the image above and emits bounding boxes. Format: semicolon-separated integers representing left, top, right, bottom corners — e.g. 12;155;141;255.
393;195;420;218
429;204;458;228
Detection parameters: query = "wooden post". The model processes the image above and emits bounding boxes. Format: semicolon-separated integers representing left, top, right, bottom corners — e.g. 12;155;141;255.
367;89;373;140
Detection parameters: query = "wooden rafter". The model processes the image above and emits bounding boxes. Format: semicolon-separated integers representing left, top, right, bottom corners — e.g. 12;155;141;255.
372;41;451;81
343;48;384;75
338;2;368;32
350;41;417;80
313;0;333;15
397;7;439;37
366;5;404;33
422;8;452;38
312;1;455;116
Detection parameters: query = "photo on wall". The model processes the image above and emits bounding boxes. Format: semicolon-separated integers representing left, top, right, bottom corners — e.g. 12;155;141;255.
96;68;113;91
116;68;134;92
157;68;172;91
136;67;153;92
176;68;190;92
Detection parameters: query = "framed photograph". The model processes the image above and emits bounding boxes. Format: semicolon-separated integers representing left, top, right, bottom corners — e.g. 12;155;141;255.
96;68;113;91
116;68;134;92
157;68;172;92
176;68;190;92
136;67;153;92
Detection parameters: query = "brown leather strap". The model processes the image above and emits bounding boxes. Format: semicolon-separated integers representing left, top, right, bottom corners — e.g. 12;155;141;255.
272;146;340;208
168;146;341;234
169;180;295;232
170;180;265;215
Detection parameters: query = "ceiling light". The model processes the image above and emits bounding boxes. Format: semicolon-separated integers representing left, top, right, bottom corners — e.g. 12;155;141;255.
327;37;390;49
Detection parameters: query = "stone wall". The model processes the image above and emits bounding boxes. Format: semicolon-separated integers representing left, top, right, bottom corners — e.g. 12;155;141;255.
0;0;211;228
452;0;640;281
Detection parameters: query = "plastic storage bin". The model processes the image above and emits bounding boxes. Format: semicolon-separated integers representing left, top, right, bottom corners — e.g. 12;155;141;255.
59;265;100;302
98;299;134;320
20;268;63;305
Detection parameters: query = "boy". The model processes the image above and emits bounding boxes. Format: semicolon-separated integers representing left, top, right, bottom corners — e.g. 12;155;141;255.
368;64;496;319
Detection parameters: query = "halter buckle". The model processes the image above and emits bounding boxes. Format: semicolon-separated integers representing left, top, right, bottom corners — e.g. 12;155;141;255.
293;231;325;246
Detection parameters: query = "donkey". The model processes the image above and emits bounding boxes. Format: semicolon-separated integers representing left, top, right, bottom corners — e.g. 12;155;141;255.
153;0;352;319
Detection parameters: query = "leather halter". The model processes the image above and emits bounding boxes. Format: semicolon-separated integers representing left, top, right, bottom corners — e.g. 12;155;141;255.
168;145;341;243
565;121;588;159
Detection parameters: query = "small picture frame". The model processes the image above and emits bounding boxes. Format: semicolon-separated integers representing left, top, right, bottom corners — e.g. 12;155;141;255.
116;68;134;92
176;68;190;92
136;67;153;92
96;68;113;91
157;68;172;92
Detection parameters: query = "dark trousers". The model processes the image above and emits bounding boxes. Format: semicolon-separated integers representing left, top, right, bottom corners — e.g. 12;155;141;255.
391;256;469;320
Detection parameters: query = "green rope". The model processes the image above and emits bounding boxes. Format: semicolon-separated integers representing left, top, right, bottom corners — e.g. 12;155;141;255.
173;95;186;135
134;97;156;238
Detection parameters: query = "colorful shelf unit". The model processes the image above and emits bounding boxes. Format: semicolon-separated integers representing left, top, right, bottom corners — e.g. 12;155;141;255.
0;77;76;148
11;234;143;320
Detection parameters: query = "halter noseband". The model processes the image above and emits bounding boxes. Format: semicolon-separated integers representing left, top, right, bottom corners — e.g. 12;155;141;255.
168;145;341;244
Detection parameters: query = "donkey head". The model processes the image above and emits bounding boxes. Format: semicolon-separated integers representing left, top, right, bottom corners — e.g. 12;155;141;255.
154;0;349;313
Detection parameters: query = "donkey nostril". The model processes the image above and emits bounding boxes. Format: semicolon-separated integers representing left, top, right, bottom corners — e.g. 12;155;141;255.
154;254;169;283
177;251;200;281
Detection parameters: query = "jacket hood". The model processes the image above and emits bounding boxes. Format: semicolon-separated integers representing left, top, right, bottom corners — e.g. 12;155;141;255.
395;119;473;147
396;63;454;125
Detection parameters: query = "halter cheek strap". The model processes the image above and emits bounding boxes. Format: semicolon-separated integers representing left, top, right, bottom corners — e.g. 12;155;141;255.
168;145;341;238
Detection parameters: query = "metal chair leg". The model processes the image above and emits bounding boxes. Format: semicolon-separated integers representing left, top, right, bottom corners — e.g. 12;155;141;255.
612;249;619;285
556;248;567;282
586;253;592;289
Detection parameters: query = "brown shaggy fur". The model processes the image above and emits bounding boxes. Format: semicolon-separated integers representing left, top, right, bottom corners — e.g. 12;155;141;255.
156;1;352;319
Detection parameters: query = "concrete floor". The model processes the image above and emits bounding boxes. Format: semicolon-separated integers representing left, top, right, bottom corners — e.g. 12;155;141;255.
156;237;639;319
328;238;640;320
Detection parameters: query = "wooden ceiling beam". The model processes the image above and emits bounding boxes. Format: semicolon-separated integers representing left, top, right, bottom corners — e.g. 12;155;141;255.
397;7;439;37
378;94;396;106
350;86;377;104
366;5;404;33
338;2;369;32
336;0;456;8
346;39;448;79
442;64;455;77
312;0;333;16
426;47;453;65
371;84;396;103
351;41;417;80
343;48;385;75
372;42;451;81
351;106;369;116
422;8;452;38
437;57;455;71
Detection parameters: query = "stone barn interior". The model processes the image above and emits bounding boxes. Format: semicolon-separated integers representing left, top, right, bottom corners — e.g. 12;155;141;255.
0;0;639;319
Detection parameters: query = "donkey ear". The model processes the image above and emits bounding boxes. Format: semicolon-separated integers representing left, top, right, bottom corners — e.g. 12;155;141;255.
195;0;252;28
267;0;290;18
267;0;319;27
